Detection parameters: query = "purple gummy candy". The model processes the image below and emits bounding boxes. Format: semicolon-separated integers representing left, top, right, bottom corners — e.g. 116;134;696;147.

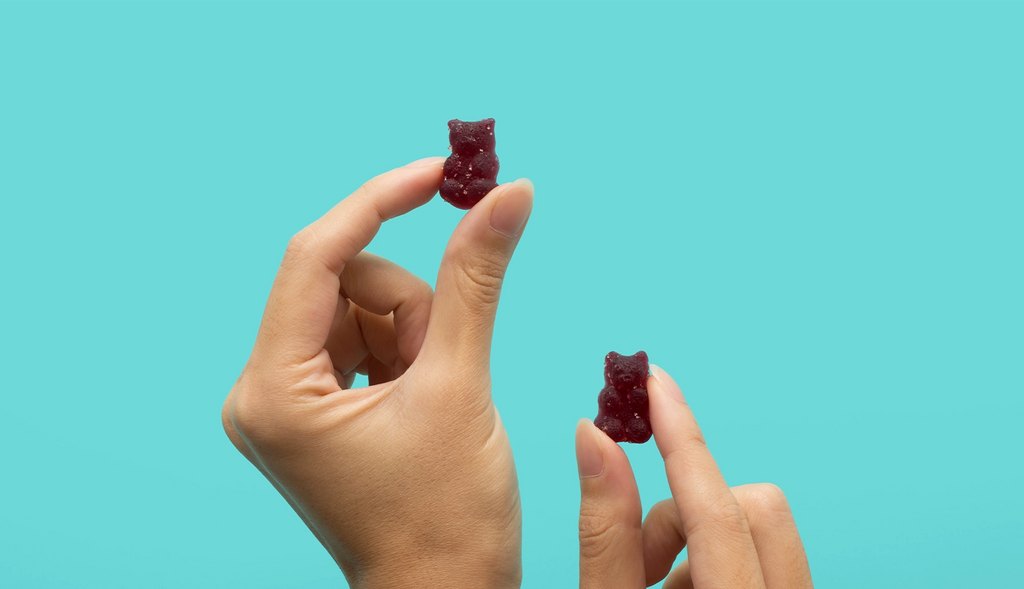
594;351;652;444
440;118;499;209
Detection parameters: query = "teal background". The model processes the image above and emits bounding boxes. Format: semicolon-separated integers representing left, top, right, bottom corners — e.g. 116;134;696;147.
1;2;1021;587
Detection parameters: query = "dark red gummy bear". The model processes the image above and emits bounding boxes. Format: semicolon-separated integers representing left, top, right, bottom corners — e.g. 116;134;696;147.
440;118;499;209
595;351;652;444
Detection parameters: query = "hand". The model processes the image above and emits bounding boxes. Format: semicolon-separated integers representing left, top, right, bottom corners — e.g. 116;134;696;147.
575;365;813;589
222;157;534;589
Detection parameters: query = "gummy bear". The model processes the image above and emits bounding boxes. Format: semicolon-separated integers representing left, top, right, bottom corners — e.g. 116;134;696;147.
439;118;499;209
594;351;652;444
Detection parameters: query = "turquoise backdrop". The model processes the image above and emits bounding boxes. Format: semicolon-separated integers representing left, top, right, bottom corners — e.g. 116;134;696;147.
1;2;1021;587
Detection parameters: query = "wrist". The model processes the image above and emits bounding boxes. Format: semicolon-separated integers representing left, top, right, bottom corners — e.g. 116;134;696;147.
357;556;521;589
346;522;521;589
353;545;521;589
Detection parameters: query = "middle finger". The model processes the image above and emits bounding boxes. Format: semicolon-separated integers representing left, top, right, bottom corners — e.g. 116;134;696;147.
328;251;433;374
325;304;398;382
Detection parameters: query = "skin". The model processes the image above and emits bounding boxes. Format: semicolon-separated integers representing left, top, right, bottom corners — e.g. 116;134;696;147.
221;156;534;589
575;365;814;589
223;156;813;587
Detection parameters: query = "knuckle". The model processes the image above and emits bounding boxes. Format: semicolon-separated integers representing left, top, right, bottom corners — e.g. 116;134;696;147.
221;398;251;456
284;226;338;273
357;174;385;197
225;390;261;438
353;176;392;220
220;396;236;438
221;378;242;437
691;494;751;539
742;483;793;522
417;276;435;300
711;502;751;536
662;430;708;464
645;498;677;525
225;390;292;451
403;277;434;307
750;483;791;511
453;255;506;305
284;228;318;262
683;428;708;450
577;507;622;562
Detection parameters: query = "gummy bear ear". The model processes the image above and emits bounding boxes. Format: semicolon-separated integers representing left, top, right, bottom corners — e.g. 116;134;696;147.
606;351;622;362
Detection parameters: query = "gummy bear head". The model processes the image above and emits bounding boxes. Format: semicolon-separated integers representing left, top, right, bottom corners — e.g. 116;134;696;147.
449;118;496;156
604;351;650;392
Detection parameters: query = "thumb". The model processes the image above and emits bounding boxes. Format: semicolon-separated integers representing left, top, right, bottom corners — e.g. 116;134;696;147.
420;178;533;377
576;419;646;589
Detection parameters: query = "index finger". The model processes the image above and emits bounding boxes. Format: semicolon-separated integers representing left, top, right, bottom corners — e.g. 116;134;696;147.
648;364;766;589
253;157;445;367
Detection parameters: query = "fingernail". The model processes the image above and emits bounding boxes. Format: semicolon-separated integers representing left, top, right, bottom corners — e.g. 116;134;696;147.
576;419;605;479
404;156;446;168
651;364;686;403
489;178;534;238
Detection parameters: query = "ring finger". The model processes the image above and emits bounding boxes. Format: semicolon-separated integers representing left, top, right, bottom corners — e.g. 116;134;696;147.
643;484;813;589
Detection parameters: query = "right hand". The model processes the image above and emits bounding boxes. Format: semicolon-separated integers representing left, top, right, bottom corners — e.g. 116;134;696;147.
575;365;813;589
222;158;534;588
